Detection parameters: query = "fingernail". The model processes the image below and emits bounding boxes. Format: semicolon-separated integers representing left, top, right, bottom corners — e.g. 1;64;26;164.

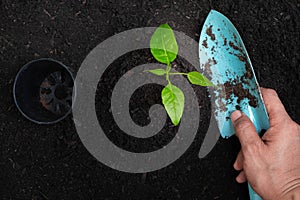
231;110;242;122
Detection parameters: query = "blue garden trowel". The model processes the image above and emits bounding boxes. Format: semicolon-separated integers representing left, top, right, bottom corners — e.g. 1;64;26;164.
199;10;270;200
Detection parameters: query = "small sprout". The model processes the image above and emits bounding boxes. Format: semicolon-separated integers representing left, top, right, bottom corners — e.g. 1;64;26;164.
145;23;214;125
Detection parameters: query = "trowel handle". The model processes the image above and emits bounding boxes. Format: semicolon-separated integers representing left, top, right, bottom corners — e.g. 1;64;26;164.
248;184;262;200
247;102;270;200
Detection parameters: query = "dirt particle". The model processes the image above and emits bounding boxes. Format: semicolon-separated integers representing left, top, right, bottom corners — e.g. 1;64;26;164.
229;41;240;51
215;92;227;112
243;62;253;79
235;54;253;79
203;58;217;79
236;54;246;62
213;72;258;115
223;81;258;107
202;38;208;48
212;58;217;64
206;25;215;41
233;33;237;41
217;97;227;112
223;38;227;46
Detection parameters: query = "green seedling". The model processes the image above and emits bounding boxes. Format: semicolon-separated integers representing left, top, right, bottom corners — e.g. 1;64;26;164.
145;23;214;126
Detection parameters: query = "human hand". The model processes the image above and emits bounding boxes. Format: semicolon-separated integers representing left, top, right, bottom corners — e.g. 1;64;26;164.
231;88;300;200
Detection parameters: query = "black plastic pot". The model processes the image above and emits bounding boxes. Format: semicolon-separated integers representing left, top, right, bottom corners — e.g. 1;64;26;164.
13;58;75;124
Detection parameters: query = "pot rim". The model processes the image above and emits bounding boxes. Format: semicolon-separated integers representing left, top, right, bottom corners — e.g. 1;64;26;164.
13;58;76;124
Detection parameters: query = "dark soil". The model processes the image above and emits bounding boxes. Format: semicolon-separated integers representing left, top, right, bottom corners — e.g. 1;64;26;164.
0;0;299;200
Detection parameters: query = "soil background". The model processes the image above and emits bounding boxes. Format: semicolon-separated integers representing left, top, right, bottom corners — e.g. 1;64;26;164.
0;0;299;199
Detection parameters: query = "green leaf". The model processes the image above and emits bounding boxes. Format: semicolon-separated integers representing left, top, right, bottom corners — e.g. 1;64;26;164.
161;83;184;126
145;68;166;76
187;71;214;86
150;23;178;65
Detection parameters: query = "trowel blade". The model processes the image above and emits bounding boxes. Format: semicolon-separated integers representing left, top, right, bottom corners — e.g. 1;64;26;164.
199;10;270;138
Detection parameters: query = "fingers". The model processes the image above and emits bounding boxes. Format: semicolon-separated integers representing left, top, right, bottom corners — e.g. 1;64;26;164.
260;88;290;126
234;151;247;183
231;110;262;150
231;111;262;185
233;151;244;171
236;171;247;183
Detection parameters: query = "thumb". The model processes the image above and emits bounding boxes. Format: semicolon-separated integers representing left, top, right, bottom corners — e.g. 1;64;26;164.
231;110;262;149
